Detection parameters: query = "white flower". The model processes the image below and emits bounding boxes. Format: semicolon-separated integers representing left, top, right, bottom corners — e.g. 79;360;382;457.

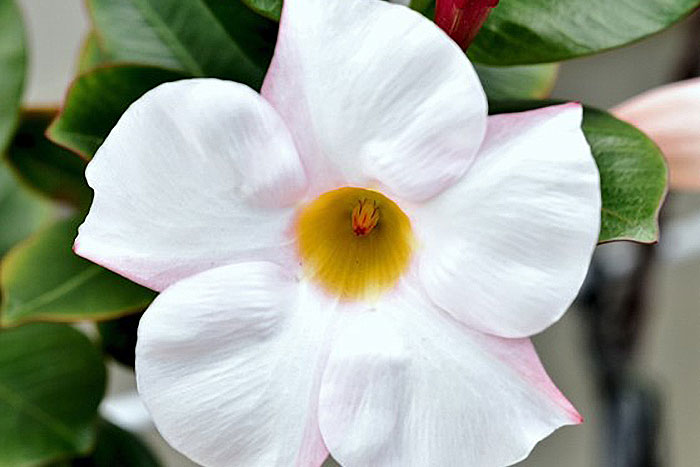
75;0;600;465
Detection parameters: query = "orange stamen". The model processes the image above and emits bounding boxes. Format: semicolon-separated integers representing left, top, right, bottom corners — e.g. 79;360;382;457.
352;199;380;236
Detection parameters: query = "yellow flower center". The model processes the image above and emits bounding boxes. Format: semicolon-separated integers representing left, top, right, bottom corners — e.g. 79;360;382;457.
296;187;414;300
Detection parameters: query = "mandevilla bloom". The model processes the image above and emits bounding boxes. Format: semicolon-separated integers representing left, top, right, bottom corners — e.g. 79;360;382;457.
75;0;600;466
613;78;700;191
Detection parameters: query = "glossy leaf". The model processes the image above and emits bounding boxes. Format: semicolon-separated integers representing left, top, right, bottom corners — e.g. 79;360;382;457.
86;0;277;87
475;63;559;101
584;107;668;243
57;419;161;467
48;66;186;159
0;216;156;326
0;323;106;466
470;0;700;65
0;162;51;256
490;101;667;244
0;0;26;153
7;110;92;208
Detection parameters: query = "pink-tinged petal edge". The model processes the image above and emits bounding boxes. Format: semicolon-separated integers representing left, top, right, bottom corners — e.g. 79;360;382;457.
74;79;306;292
415;102;600;338
318;282;582;466
484;335;583;425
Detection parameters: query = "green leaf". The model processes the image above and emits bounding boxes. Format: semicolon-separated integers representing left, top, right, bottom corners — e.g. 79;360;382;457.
490;101;667;244
241;0;281;21
0;162;51;257
6;110;92;208
58;419;161;467
47;66;187;159
475;63;559;101
0;323;106;466
77;32;113;74
97;312;143;368
0;0;26;153
0;216;156;326
87;0;277;87
584;107;667;243
409;0;434;14
470;0;700;65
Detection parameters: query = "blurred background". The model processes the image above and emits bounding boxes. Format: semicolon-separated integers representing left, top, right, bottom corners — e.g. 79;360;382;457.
14;0;700;465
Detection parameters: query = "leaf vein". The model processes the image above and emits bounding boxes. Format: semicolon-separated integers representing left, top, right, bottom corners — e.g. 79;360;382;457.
0;381;79;447
128;0;205;76
11;266;103;318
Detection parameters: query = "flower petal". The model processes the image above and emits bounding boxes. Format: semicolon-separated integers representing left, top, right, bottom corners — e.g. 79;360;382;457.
136;262;333;467
318;282;581;466
613;78;700;191
75;79;307;291
262;0;487;201
416;104;600;338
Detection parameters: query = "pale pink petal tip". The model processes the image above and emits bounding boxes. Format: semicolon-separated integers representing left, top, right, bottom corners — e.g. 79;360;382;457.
417;102;599;338
613;78;700;191
318;286;584;466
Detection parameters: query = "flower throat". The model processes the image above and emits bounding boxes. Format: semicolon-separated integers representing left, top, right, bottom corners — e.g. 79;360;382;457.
296;187;413;300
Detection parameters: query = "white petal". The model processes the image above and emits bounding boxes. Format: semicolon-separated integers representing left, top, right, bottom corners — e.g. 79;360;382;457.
613;78;700;191
136;262;334;467
415;104;600;338
318;282;581;467
76;79;307;291
262;0;487;201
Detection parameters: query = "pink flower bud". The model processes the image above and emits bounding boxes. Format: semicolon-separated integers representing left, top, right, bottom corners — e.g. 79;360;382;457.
435;0;500;50
613;78;700;191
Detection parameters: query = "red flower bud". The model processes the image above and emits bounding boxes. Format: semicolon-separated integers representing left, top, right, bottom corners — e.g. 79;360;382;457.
435;0;500;50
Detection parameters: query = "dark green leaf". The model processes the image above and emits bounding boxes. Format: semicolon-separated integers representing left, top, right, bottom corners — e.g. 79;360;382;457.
414;0;435;18
87;0;277;87
47;66;187;159
63;419;161;467
1;216;156;326
0;323;106;466
98;312;143;368
0;162;51;256
241;0;281;21
0;0;26;153
409;0;434;14
475;63;559;101
490;101;667;244
470;0;700;65
6;110;92;208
